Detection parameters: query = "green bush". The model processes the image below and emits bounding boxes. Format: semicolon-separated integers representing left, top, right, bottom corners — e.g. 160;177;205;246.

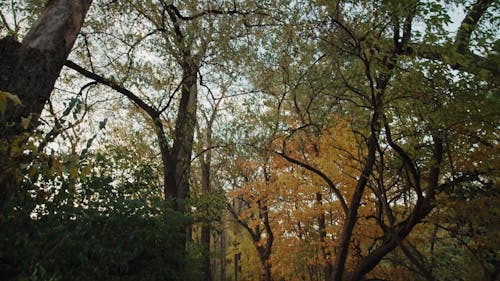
0;152;199;281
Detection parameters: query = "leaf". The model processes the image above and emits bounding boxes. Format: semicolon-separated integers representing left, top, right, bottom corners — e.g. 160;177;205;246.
21;115;32;129
1;90;22;106
0;90;23;115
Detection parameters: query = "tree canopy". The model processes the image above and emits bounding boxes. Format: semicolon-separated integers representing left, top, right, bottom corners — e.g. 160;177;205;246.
0;0;498;280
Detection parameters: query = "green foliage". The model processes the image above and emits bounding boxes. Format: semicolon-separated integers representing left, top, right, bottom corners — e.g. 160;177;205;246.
1;0;499;280
190;188;226;224
0;90;22;116
0;148;196;281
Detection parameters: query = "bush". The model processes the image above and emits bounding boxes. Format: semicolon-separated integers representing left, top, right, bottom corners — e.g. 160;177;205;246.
0;156;197;281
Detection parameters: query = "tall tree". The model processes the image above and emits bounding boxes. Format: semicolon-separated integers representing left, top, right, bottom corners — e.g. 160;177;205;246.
62;1;269;278
228;156;275;281
236;1;499;279
0;0;93;211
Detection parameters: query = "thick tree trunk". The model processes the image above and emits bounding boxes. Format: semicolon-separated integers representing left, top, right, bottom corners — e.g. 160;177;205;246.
161;56;199;280
201;224;212;281
220;230;226;281
164;58;199;213
258;251;272;281
0;0;92;139
0;0;92;210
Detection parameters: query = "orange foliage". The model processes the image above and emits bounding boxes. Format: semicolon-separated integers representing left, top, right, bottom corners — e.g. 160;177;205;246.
228;116;395;280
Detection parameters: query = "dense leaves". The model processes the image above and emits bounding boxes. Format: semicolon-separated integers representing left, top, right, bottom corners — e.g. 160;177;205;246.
0;146;194;281
0;0;498;280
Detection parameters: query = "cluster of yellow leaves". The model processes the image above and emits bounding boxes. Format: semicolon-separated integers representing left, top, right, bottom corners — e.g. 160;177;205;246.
225;225;262;280
228;116;392;280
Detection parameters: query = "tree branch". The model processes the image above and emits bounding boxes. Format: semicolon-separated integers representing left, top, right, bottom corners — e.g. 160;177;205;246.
383;115;422;199
404;43;499;80
274;151;349;215
64;60;159;119
166;4;267;21
455;0;494;54
226;202;258;240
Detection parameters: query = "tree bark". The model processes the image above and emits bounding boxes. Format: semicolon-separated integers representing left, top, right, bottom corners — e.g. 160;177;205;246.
220;229;226;281
259;256;272;281
331;133;378;281
200;111;215;281
201;224;212;281
0;0;92;210
316;192;333;280
201;146;212;280
164;57;199;212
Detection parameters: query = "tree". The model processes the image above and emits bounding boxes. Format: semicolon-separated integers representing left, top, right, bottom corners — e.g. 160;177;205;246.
63;0;268;211
61;1;269;278
0;0;93;211
233;1;499;279
1;1;498;280
193;89;226;281
227;156;275;281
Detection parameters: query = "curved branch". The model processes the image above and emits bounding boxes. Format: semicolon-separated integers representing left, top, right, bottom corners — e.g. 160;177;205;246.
226;203;258;240
165;4;184;41
274;151;348;215
64;60;160;119
382;115;422;199
166;3;267;21
455;0;494;54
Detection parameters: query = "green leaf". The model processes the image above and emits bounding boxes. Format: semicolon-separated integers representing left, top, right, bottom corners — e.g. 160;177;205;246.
0;90;23;115
0;90;22;106
21;115;32;130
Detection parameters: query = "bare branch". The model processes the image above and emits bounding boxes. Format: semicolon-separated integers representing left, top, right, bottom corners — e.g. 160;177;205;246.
382;114;422;199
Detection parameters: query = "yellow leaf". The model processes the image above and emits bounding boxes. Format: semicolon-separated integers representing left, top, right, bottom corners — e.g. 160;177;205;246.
69;165;78;180
81;164;91;178
21;115;32;129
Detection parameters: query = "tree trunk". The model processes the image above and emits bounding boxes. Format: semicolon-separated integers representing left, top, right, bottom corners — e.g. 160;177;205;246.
201;169;211;281
200;158;212;281
201;225;212;281
164;58;199;213
220;230;226;281
331;133;378;281
256;201;274;281
316;192;333;280
258;254;272;281
0;0;92;211
161;56;199;280
200;97;219;281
